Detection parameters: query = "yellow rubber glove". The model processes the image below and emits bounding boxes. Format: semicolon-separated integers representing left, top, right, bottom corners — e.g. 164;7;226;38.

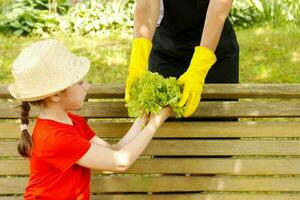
125;38;152;103
177;46;217;117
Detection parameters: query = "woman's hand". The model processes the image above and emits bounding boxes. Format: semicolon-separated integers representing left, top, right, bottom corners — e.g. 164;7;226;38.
149;107;173;128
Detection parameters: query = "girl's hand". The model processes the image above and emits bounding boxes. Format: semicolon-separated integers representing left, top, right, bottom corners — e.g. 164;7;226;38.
134;114;150;130
150;107;173;128
142;114;150;124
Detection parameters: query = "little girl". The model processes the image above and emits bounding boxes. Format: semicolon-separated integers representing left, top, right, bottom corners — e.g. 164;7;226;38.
9;39;172;199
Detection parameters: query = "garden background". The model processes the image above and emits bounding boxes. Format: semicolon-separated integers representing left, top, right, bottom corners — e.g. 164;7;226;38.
0;0;299;85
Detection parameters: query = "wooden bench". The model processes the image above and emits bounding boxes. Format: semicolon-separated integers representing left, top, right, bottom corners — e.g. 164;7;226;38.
1;83;300;200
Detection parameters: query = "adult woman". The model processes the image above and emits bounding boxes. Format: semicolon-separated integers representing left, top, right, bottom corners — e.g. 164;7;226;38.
125;0;239;118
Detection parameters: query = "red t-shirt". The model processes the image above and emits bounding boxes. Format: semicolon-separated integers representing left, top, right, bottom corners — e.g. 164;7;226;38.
24;112;96;200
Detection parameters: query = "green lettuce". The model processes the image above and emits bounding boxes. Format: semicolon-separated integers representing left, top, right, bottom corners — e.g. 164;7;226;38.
126;71;185;118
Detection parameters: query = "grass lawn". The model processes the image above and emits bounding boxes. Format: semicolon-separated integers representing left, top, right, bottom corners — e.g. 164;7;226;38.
0;25;299;84
238;25;300;83
0;32;132;84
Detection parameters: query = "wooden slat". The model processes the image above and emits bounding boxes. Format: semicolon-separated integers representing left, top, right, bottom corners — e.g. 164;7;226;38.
92;193;300;200
87;84;124;98
91;193;300;200
0;85;9;99
2;121;300;139
202;84;300;99
2;140;300;157
2;101;300;119
89;121;300;137
2;158;300;176
1;193;300;200
2;84;300;99
2;176;300;194
0;84;126;99
80;176;300;192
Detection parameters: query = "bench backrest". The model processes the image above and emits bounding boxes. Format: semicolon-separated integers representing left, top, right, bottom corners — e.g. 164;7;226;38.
1;84;300;200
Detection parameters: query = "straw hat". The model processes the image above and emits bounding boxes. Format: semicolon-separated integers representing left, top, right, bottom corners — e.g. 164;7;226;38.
9;39;91;101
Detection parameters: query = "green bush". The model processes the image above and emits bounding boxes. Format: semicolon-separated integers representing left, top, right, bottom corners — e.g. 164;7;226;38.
0;0;68;36
0;0;299;36
250;0;288;26
9;0;69;15
229;1;261;29
61;0;134;36
230;0;300;28
290;0;300;25
0;8;58;36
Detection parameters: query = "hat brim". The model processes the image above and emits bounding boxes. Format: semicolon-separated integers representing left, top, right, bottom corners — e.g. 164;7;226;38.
9;56;91;101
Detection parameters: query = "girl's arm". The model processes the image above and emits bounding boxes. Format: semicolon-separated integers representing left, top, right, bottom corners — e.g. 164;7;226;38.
89;136;112;149
89;116;148;150
200;0;233;51
113;115;148;150
76;107;171;172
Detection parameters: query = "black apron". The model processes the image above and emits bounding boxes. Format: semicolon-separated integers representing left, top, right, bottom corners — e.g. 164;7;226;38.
148;0;239;121
149;0;239;84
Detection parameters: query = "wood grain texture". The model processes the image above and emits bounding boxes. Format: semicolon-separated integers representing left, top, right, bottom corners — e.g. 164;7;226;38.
2;158;300;176
2;101;300;119
2;121;300;139
2;140;300;157
2;84;300;99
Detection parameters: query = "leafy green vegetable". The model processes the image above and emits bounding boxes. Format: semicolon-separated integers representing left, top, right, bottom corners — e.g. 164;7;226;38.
126;71;185;118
